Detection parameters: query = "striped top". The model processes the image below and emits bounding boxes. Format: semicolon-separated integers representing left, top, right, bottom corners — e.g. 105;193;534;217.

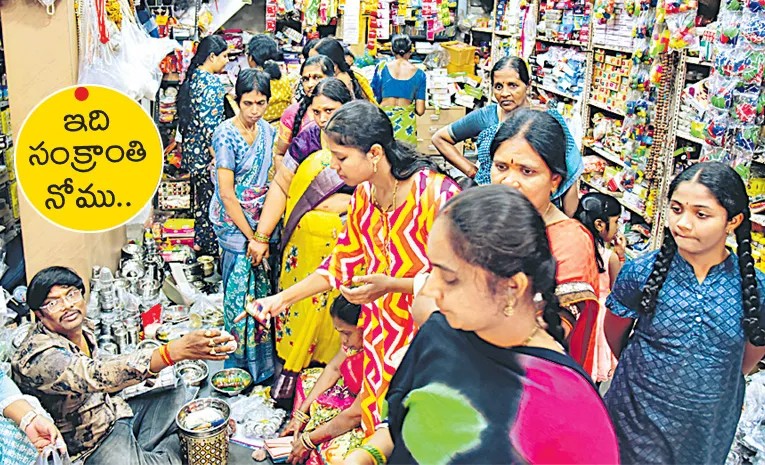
318;169;460;435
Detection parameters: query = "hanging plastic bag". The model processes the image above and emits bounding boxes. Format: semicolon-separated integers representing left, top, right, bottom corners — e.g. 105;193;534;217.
733;91;759;124
35;442;72;465
718;10;742;46
38;0;55;15
78;0;178;100
705;109;730;146
709;74;737;110
741;12;765;45
666;11;698;49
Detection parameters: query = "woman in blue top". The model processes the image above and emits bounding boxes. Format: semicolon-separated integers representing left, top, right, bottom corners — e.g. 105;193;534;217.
604;162;765;464
372;35;427;145
178;35;230;257
432;56;583;215
210;69;276;382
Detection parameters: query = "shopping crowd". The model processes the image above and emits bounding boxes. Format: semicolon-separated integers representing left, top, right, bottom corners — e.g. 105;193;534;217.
1;32;764;465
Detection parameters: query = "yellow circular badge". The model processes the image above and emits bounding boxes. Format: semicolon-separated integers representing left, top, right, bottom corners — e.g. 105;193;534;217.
16;85;163;232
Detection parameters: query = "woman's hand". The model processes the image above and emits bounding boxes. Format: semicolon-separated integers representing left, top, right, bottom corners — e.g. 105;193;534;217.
247;239;270;266
281;417;305;437
465;163;478;179
233;293;289;324
340;275;392;305
287;437;311;465
25;415;65;454
343;449;376;465
612;233;627;260
171;329;235;362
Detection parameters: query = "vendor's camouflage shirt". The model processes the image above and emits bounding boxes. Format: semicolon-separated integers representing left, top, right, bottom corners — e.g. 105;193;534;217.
10;321;154;460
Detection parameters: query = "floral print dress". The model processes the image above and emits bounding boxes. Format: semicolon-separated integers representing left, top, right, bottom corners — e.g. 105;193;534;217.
183;68;225;256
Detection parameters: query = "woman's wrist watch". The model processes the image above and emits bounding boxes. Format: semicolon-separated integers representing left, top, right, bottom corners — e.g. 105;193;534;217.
19;410;38;432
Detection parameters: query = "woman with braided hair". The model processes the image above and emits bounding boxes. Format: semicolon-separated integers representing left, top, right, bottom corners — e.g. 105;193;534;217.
345;185;619;465
273;55;336;161
604;161;765;464
309;38;375;102
248;77;355;400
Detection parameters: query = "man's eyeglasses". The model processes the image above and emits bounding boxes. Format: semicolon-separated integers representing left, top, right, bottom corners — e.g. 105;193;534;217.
40;289;84;314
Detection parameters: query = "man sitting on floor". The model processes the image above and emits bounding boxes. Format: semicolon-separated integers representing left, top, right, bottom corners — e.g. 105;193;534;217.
11;266;235;464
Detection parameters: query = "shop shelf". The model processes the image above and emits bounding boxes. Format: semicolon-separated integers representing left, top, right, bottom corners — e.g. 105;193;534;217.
584;141;626;167
532;82;581;101
592;44;633;54
685;55;714;67
676;131;706;146
536;36;587;47
582;179;646;218
588;98;626;117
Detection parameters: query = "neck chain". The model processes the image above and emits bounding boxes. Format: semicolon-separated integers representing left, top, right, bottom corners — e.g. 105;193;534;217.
371;179;400;273
372;179;399;213
237;114;258;138
522;325;541;346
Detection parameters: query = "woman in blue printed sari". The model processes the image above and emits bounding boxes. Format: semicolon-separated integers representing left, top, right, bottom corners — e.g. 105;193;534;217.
177;35;229;257
210;69;276;382
431;56;583;215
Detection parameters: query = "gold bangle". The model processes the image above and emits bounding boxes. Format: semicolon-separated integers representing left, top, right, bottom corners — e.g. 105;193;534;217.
292;410;310;424
251;232;270;244
301;432;316;450
347;447;378;464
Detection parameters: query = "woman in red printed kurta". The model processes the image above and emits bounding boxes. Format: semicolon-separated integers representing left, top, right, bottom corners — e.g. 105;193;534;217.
237;101;460;436
489;109;600;375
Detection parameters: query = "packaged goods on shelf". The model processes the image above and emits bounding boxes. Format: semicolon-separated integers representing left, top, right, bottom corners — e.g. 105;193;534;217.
158;87;178;124
494;0;522;34
590;49;632;113
532;46;588;97
677;77;711;140
425;68;483;109
690;5;765;180
537;0;592;43
588;113;626;158
592;0;635;51
582;164;651;219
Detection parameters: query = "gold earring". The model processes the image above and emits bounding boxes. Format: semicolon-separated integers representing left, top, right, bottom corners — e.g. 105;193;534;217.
503;294;517;317
373;159;378;173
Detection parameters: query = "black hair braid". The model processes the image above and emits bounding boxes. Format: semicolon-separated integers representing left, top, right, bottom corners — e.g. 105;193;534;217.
736;210;765;345
346;70;367;100
291;94;313;140
639;231;677;316
541;288;568;348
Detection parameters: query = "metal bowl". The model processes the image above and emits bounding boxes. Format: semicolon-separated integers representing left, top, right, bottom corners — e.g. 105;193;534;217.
120;260;145;280
211;368;252;396
163;305;189;324
136;279;162;301
136;339;161;351
122;243;143;262
175;397;230;437
174;360;209;387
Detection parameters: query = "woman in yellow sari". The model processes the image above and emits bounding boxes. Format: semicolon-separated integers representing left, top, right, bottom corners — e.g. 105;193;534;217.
249;78;356;399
